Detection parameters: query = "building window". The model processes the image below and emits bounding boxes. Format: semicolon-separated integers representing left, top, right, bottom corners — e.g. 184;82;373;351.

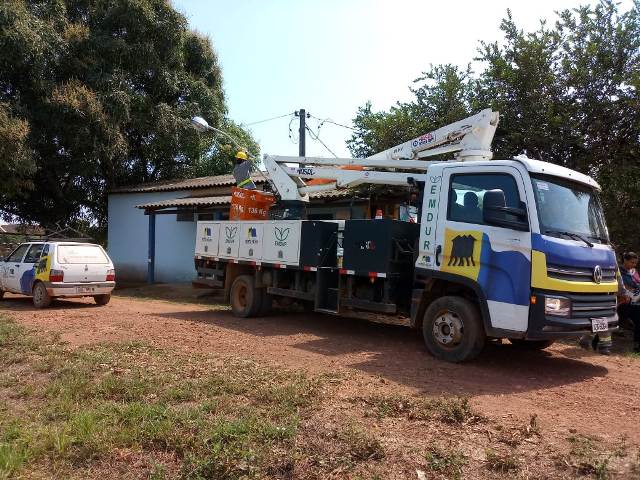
176;207;194;222
198;213;214;221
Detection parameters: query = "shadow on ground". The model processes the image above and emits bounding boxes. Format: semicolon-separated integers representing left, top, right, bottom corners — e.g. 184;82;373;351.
156;307;609;398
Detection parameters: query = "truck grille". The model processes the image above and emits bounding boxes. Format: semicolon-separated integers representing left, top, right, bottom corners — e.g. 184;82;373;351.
547;263;616;283
569;292;617;319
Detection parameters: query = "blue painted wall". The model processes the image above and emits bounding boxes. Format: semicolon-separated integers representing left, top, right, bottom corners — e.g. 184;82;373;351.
107;191;197;283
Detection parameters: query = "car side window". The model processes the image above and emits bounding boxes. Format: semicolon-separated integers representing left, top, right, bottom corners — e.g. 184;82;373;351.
448;173;521;226
6;244;30;263
24;243;45;263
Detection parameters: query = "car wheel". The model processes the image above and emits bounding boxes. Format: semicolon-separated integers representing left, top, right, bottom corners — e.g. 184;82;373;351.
230;275;261;318
94;294;111;306
508;339;555;350
422;296;485;363
32;282;52;309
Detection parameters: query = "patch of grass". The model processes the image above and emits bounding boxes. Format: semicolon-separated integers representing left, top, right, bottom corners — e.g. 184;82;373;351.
361;394;478;425
424;443;467;479
563;434;614;479
429;397;475;424
0;442;30;480
335;425;385;464
485;449;520;473
0;314;323;477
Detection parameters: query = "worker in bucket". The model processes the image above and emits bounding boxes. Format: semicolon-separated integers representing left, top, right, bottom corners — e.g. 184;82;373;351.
233;150;256;190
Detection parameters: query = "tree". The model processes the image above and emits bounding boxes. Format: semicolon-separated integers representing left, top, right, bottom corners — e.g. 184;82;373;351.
349;1;640;251
0;0;257;232
347;64;474;158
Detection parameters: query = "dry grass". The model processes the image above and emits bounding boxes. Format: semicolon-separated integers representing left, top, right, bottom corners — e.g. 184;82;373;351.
2;312;640;479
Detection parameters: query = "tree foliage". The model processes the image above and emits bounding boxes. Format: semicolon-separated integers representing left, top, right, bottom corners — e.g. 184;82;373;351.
348;0;640;251
0;0;257;230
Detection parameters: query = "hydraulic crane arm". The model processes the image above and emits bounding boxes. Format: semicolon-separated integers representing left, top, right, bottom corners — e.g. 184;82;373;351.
262;109;499;201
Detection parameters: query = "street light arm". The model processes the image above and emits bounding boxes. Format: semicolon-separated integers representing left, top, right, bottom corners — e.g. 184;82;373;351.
190;116;247;154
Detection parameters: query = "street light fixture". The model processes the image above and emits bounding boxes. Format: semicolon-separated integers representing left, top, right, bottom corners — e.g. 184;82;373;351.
190;115;244;152
191;116;212;132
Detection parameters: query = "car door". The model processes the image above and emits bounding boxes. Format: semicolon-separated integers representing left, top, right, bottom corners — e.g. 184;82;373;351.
434;166;533;332
1;244;30;293
18;243;45;294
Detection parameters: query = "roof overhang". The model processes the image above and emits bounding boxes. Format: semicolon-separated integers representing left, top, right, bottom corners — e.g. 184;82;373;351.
136;196;232;213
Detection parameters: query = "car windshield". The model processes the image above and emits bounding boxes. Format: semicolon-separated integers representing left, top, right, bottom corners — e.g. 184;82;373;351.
531;175;609;244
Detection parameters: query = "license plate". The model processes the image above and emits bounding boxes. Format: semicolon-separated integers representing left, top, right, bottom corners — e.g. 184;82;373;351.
591;317;609;333
76;286;95;294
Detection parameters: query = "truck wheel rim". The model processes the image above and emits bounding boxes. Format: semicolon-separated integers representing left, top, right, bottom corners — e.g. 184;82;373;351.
237;285;247;308
433;311;463;348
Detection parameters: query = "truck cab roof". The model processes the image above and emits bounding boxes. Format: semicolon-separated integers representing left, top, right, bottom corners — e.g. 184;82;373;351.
442;157;600;190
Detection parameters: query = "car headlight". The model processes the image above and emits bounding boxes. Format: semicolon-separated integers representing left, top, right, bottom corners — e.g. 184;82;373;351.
545;296;571;317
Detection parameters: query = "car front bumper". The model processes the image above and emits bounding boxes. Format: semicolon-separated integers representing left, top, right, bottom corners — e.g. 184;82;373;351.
46;281;116;297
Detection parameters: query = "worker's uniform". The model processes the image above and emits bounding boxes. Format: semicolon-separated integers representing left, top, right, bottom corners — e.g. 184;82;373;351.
233;160;256;190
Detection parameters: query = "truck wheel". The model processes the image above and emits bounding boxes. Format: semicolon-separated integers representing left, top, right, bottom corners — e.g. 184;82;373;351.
32;282;52;309
230;275;261;318
94;294;111;306
422;296;485;363
509;339;555;350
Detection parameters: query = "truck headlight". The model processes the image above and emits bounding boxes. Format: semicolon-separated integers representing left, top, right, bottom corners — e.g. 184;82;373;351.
545;296;571;317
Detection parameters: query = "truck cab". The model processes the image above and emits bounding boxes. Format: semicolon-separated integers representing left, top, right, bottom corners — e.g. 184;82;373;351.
413;158;617;361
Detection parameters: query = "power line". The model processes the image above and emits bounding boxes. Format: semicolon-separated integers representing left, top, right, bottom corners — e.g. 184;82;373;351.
305;124;338;158
288;115;299;144
309;114;357;131
242;112;295;127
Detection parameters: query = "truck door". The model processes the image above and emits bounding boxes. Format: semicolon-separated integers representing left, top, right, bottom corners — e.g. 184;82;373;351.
435;166;532;332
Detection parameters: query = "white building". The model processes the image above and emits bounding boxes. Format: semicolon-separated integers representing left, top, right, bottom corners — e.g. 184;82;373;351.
107;174;369;283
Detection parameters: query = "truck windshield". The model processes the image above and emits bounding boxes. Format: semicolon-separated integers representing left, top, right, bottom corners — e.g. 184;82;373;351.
531;175;609;244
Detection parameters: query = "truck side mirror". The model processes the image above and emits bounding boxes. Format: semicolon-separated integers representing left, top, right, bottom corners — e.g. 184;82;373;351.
482;189;529;231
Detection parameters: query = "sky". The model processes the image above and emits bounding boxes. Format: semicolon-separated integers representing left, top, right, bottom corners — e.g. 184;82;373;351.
171;0;630;160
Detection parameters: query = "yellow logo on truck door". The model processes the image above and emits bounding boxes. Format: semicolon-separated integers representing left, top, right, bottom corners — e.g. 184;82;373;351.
441;229;483;281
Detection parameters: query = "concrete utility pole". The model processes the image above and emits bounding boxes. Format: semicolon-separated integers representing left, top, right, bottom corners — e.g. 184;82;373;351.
295;109;309;156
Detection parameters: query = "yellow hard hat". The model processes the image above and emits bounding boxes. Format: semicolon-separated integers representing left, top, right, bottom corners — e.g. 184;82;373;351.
235;151;248;161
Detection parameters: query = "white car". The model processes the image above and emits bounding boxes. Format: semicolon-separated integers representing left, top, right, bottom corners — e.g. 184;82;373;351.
0;241;116;308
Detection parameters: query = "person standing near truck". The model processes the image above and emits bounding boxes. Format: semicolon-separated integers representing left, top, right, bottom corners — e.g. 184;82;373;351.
233;151;256;190
618;252;640;353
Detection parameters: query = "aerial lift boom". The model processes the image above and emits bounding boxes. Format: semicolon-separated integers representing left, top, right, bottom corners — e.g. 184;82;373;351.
262;109;499;201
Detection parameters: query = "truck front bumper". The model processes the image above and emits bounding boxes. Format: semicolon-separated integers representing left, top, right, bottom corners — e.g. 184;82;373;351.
47;281;116;297
526;290;618;340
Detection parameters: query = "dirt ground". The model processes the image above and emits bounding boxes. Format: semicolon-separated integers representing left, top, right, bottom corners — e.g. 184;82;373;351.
2;288;639;449
1;286;640;443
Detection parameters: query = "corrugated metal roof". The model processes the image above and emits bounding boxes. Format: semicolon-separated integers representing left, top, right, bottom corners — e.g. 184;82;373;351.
135;189;361;210
136;196;232;209
111;174;265;194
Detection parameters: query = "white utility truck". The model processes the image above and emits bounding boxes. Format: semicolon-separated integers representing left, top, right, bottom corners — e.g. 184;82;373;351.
194;109;618;362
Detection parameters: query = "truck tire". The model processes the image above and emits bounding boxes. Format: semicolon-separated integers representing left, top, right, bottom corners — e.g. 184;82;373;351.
94;294;111;306
230;275;261;318
509;339;555;350
32;282;52;309
422;296;485;363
